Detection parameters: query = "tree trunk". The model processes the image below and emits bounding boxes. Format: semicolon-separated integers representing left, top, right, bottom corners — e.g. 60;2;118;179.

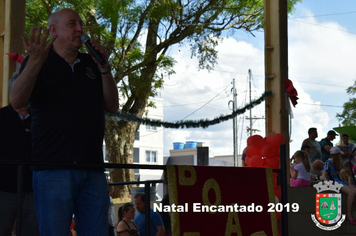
104;14;159;199
105;117;138;199
104;95;148;199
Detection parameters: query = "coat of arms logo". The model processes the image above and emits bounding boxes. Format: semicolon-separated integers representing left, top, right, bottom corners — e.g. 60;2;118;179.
311;181;346;230
86;67;96;79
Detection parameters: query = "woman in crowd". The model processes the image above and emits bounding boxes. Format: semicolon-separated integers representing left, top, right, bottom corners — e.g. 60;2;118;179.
116;202;140;236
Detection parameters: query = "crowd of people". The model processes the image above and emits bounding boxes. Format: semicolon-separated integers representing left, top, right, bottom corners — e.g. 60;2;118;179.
295;127;356;184
291;127;356;225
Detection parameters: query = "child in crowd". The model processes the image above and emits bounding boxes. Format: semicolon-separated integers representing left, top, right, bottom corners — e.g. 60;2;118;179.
340;161;355;185
322;147;356;225
290;150;311;187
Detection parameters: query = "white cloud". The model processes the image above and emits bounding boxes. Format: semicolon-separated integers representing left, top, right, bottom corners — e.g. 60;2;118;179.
148;6;354;157
161;38;268;156
289;88;329;153
288;9;356;92
288;7;356;142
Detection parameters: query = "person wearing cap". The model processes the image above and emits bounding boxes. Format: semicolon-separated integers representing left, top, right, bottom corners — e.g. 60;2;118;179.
301;127;322;163
322;146;356;225
320;130;338;162
338;133;356;164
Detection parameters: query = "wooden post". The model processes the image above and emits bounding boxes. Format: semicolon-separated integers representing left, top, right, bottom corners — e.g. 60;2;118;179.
0;0;5;107
264;0;290;155
0;0;25;107
264;2;290;234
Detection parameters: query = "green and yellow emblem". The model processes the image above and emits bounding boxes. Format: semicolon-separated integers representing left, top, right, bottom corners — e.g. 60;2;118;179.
311;181;345;231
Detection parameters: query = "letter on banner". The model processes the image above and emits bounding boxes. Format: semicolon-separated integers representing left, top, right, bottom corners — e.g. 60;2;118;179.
178;166;196;186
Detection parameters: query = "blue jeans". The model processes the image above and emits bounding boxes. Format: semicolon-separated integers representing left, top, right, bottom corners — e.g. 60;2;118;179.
33;169;109;236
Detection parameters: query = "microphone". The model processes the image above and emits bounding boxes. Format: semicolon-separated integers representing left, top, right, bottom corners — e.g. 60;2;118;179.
80;34;106;65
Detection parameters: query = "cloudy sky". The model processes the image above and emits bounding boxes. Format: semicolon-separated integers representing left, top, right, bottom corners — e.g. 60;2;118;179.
155;1;356;161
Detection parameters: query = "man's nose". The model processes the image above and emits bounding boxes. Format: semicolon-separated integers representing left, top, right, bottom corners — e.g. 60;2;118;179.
76;23;83;32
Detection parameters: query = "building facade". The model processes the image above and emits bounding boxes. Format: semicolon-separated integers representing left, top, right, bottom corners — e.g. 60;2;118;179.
133;97;164;182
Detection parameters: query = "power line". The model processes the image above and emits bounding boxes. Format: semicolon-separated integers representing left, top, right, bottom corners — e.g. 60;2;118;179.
170;65;352;89
295;80;347;88
180;85;231;120
289;18;356;35
163;96;228;108
290;11;356;19
139;84;231;138
163;79;348;109
300;103;342;108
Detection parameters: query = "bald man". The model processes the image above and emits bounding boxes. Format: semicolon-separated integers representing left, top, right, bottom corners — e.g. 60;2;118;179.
10;9;118;235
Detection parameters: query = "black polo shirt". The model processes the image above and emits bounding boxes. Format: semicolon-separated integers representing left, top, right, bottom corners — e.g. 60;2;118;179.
21;48;105;169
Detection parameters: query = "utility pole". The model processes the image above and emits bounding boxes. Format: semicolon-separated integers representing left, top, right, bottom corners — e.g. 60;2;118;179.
245;69;264;136
232;79;238;167
249;69;252;136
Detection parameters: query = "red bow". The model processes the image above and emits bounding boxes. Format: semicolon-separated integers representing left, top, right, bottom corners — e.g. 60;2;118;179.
285;78;298;107
6;53;24;64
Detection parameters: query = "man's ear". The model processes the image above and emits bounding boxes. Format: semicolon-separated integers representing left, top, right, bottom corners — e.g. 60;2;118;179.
49;24;57;38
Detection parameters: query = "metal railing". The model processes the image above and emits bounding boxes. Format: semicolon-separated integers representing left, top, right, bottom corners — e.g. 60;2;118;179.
1;145;288;236
0;161;166;236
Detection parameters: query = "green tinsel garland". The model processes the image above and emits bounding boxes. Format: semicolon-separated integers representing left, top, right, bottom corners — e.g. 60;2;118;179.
106;91;272;129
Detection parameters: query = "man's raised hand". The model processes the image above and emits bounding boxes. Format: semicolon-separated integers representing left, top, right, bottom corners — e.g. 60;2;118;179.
22;26;56;64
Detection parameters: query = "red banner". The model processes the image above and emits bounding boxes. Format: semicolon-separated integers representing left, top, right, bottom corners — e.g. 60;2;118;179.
166;165;278;236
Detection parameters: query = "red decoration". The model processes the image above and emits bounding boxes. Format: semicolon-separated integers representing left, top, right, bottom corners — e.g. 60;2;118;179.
273;177;278;187
246;146;261;157
264;157;280;169
247;136;253;146
274;185;281;199
261;144;275;158
245;156;251;166
249;155;264;167
250;135;265;149
285;78;298;107
273;146;280;157
167;165;277;235
6;53;24;64
266;133;285;147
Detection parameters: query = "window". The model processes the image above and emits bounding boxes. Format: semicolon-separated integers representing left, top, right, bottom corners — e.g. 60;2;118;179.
146;124;157;131
135;130;140;141
134;148;140;179
146;151;157;163
133;148;139;163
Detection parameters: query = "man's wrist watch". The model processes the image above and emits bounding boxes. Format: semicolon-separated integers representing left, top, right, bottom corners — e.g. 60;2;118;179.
99;65;111;75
